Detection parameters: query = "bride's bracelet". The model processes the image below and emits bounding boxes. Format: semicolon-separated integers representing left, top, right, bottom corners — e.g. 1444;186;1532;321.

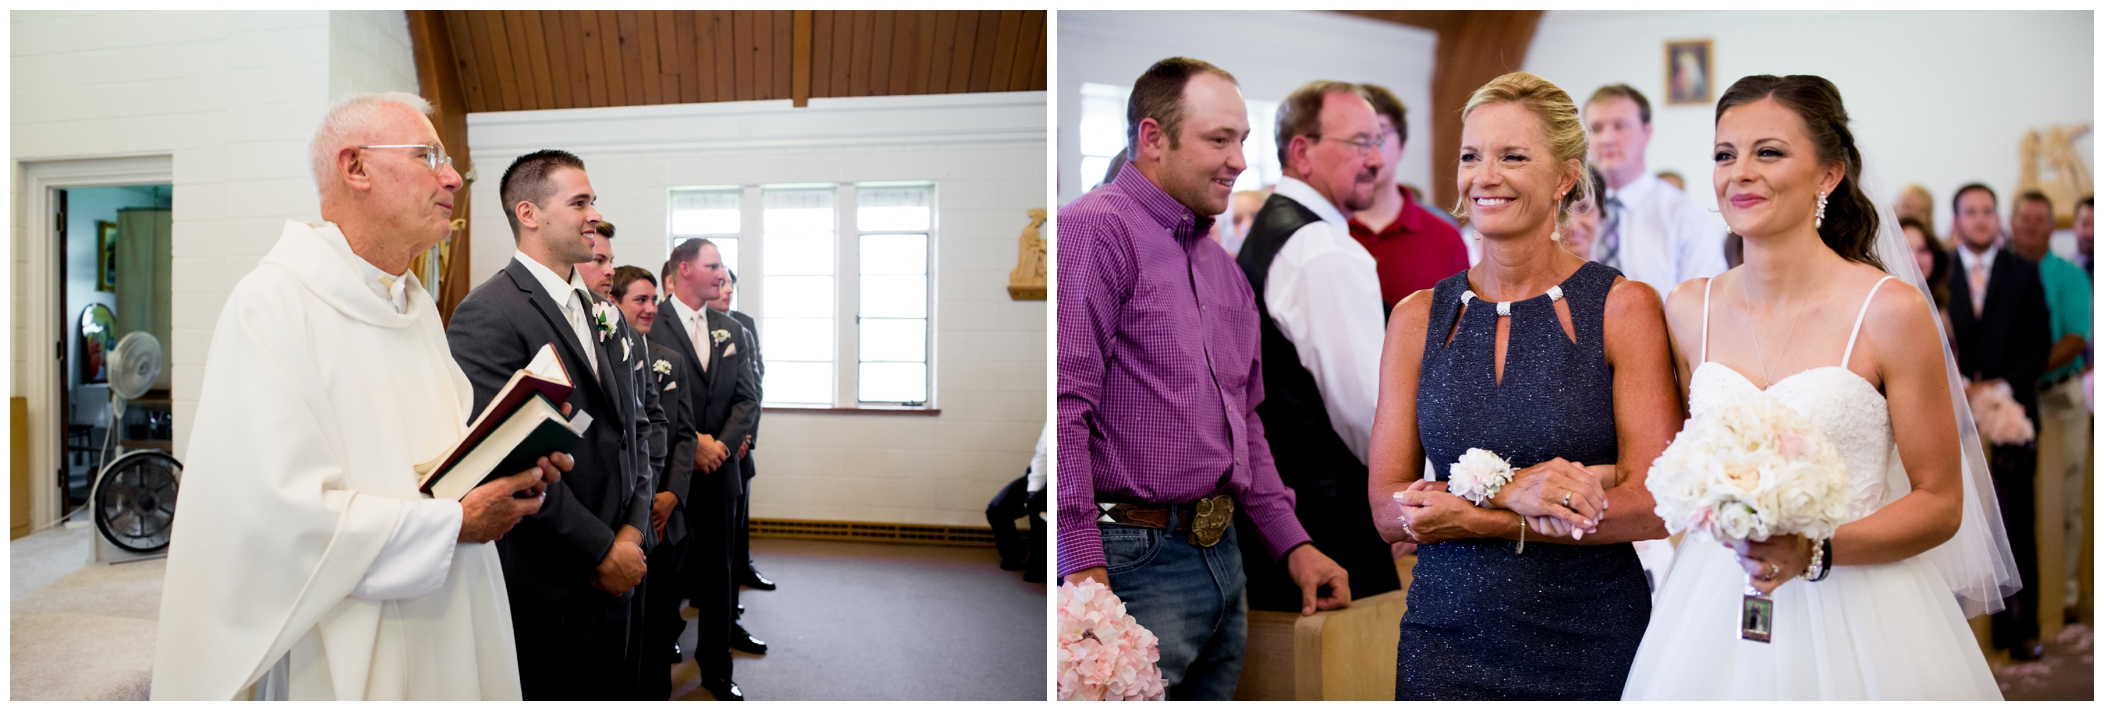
1800;537;1833;581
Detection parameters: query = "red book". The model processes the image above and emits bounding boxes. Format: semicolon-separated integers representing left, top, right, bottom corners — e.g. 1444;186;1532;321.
417;343;575;493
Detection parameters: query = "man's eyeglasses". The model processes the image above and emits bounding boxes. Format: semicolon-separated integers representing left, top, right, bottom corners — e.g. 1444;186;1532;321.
1308;134;1386;156
358;143;453;172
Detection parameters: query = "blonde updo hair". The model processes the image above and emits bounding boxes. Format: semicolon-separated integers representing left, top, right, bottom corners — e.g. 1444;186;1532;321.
1450;72;1593;225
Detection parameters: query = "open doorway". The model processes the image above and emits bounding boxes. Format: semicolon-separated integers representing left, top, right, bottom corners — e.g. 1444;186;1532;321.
57;185;174;516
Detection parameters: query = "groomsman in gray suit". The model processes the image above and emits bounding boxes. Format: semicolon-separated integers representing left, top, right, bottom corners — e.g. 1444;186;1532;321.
648;237;759;701
709;271;775;655
446;149;653;699
609;265;697;699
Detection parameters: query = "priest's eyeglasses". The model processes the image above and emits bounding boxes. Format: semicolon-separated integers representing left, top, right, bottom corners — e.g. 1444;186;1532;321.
1307;134;1386;156
358;143;453;172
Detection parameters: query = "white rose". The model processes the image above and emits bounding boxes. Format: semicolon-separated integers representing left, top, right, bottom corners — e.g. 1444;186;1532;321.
1714;500;1764;542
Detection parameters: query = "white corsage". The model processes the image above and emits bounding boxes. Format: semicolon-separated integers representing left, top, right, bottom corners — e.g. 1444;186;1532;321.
710;328;731;347
652;358;673;382
589;302;619;342
1446;448;1516;508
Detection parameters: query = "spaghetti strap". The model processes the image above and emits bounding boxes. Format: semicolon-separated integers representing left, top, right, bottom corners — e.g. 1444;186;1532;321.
1699;277;1714;364
1841;276;1897;369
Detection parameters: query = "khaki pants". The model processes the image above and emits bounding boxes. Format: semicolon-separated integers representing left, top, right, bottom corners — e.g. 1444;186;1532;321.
2039;377;2091;609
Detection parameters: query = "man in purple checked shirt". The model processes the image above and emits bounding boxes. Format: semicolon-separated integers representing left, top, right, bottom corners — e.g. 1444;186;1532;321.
1057;57;1351;701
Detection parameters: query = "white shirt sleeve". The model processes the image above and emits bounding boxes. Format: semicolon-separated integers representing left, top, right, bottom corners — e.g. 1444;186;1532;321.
350;497;462;600
1026;421;1049;493
1264;221;1385;465
1674;193;1729;284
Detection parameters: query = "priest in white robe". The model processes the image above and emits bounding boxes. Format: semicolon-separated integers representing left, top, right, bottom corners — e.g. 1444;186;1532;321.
150;93;563;700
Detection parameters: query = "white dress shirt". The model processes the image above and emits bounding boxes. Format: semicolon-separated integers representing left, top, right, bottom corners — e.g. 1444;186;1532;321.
1956;243;1999;315
515;249;599;375
1264;176;1384;464
310;222;464;601
1598;173;1728;293
667;295;711;372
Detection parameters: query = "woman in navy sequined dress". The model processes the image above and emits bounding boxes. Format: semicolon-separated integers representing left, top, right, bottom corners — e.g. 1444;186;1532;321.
1366;72;1683;700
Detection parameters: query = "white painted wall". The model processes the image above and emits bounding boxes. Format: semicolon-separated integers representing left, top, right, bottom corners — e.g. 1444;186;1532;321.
465;93;1047;527
1057;11;1437;207
1525;10;2093;240
11;10;418;493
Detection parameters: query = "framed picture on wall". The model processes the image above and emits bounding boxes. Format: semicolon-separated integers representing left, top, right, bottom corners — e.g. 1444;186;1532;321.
97;220;117;292
1666;39;1714;106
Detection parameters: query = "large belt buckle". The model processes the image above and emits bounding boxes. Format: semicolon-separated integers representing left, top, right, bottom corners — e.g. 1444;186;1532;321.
1188;495;1233;547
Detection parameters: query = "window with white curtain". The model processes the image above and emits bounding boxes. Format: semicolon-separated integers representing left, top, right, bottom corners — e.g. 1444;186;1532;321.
856;186;931;405
667;183;939;410
1075;82;1282;196
760;188;836;407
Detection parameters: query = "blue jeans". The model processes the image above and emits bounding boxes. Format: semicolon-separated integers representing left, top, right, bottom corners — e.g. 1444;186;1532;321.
1101;513;1248;701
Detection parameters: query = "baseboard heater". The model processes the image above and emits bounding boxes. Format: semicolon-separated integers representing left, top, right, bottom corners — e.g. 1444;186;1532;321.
749;517;1016;547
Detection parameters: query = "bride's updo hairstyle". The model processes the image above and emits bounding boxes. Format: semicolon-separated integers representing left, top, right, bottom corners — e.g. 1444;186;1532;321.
1714;75;1885;271
1450;72;1593;224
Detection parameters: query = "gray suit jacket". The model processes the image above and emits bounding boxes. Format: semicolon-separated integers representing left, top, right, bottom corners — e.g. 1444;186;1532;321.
446;257;653;606
649;298;759;500
725;309;762;447
646;342;696;544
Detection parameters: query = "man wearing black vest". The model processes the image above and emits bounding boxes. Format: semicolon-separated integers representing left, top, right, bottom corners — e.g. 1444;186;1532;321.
1946;183;2053;660
648;237;759;700
446;150;653;699
1234;80;1396;612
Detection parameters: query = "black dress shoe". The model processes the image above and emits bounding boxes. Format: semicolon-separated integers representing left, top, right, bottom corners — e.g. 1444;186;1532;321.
2010;640;2045;661
739;568;777;591
669;642;683;665
702;678;744;701
738;602;746;616
729;623;768;655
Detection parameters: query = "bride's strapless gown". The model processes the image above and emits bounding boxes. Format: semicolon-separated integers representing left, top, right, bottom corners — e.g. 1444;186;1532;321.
1622;277;2000;700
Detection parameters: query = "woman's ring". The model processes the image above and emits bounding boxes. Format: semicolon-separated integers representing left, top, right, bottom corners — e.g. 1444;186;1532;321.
1562;492;1572;508
1767;561;1780;579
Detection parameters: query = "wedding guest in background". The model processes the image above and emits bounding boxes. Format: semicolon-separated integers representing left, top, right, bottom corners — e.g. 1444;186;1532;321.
1655;170;1684;191
448;149;653;699
708;270;772;656
1235;79;1393;611
610;266;698;700
1901;216;1954;333
651;237;759;700
1946;182;2052;660
987;423;1049;582
2011;191;2093;618
2076;195;2094;278
1057;56;1349;700
1562;167;1609;263
1372;71;1675;700
1897;183;1937;233
152;92;554;701
1349;83;1469;312
1583;84;1727;292
1227;188;1268;256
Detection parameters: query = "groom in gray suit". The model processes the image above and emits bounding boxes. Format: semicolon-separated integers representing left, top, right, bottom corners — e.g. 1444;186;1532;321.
446;149;653;699
648;236;759;700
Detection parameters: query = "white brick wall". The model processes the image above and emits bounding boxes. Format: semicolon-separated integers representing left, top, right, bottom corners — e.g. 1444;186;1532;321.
11;11;417;482
466;93;1048;527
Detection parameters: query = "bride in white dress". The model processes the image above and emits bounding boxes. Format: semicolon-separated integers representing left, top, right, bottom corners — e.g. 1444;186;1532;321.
1622;75;2018;700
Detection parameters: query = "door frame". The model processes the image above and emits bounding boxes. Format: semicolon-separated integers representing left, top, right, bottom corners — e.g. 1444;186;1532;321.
16;155;173;531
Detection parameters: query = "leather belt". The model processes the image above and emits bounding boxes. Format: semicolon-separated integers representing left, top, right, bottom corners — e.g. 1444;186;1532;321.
1096;495;1235;547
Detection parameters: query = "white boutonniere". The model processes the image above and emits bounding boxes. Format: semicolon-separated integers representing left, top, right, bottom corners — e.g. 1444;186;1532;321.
590;302;619;342
653;358;673;382
710;328;731;347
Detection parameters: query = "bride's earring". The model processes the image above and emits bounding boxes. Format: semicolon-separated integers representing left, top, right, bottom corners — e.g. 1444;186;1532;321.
1815;191;1829;228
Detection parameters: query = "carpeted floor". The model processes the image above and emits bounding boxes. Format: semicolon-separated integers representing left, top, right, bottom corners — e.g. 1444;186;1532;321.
11;527;1047;701
667;537;1047;701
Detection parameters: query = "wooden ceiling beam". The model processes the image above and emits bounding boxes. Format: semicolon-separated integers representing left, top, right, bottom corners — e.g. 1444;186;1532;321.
406;10;475;324
792;10;813;107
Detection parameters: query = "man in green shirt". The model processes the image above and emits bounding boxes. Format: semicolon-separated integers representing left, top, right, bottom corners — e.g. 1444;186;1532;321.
2011;190;2091;615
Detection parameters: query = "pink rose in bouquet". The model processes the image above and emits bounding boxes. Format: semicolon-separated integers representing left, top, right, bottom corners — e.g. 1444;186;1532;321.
1967;379;2035;446
1056;578;1166;701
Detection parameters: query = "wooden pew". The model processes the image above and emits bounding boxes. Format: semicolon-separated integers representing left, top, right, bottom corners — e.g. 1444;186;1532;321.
1235;555;1415;700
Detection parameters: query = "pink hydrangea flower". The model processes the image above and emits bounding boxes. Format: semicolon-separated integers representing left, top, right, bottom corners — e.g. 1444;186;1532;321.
1056;579;1166;701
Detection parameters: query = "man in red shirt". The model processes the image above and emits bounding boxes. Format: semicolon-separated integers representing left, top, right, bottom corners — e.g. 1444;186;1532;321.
1347;84;1469;312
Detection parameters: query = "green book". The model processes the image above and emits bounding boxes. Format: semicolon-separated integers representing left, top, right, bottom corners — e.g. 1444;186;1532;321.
419;392;592;501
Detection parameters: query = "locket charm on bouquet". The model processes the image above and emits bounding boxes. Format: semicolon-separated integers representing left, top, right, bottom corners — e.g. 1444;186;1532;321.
1740;578;1773;643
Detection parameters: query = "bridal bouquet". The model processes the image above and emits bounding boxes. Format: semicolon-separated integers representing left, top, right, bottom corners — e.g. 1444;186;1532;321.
1967;379;2036;446
1056;579;1165;701
1646;397;1852;545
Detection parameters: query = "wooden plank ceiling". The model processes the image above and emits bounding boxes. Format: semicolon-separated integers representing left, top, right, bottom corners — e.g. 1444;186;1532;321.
439;10;1046;113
